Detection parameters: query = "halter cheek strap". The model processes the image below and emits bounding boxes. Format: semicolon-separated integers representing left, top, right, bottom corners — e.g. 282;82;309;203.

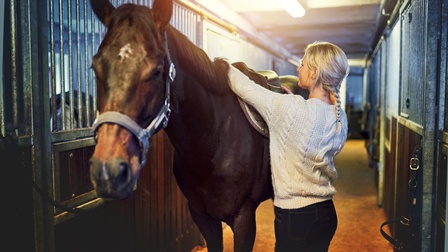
91;31;175;166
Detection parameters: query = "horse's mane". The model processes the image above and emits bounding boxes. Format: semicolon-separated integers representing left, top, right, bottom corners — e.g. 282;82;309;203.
166;26;231;95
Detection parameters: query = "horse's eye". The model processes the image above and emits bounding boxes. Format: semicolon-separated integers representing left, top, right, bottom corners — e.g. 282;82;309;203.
143;65;164;83
149;66;164;81
153;69;162;78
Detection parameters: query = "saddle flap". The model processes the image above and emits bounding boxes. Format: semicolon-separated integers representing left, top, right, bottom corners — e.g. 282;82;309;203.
231;62;309;138
231;62;272;138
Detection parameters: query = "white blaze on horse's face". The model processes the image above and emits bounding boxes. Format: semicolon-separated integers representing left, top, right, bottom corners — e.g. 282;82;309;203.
118;43;133;61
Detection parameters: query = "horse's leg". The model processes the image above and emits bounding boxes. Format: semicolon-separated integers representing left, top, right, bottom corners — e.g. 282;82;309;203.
188;205;224;252
231;202;257;252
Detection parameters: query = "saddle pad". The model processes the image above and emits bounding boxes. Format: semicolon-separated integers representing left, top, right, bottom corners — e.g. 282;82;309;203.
231;62;271;138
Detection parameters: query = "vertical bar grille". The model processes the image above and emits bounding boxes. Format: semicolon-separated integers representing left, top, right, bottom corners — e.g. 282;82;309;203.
172;3;199;45
47;0;104;131
2;0;32;138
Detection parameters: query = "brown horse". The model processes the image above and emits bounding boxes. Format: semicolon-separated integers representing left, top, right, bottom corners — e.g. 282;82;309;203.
89;0;272;251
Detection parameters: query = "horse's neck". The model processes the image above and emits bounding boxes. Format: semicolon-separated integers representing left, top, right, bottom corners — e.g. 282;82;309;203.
164;27;240;152
170;69;218;123
166;27;228;121
166;26;229;93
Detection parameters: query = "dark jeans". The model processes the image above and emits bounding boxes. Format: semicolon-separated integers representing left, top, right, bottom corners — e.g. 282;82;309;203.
274;200;337;252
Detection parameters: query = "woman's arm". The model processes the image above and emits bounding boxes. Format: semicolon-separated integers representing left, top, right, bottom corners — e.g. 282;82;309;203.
228;65;280;119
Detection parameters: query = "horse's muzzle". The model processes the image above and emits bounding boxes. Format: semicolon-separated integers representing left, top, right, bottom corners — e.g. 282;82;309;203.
89;157;134;199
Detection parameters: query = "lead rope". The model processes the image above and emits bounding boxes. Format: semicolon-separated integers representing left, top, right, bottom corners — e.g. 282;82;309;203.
0;135;90;214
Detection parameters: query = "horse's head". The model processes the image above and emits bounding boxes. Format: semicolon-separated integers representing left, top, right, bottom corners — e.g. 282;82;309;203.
89;0;174;199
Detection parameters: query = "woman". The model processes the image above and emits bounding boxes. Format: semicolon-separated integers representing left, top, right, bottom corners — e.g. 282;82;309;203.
227;41;349;252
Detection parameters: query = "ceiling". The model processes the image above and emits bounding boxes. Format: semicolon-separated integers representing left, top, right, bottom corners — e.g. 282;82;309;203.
211;0;397;66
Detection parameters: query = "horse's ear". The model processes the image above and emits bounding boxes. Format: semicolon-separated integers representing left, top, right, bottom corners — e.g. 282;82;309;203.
151;0;173;29
90;0;115;27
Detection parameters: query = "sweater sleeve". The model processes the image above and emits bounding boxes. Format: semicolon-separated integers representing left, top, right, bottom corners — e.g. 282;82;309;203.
228;65;279;121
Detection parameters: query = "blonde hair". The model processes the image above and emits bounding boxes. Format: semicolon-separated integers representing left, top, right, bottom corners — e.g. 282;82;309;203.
304;41;349;122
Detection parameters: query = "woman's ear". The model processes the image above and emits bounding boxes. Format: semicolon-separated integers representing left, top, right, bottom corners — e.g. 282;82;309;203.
312;68;318;79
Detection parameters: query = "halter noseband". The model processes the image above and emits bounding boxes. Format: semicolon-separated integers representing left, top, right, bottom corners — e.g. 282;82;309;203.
91;32;175;166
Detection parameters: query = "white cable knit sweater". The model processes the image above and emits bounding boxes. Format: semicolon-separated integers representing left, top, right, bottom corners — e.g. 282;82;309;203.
228;65;348;209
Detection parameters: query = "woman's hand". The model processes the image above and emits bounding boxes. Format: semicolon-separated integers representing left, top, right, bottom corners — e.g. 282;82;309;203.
281;85;293;94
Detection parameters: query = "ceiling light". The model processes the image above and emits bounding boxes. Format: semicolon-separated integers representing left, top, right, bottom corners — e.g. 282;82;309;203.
274;0;306;18
306;0;379;9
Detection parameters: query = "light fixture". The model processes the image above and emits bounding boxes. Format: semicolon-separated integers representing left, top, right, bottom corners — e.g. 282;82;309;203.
274;0;306;18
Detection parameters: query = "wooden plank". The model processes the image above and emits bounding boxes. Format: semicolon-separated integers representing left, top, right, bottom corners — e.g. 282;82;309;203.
157;131;165;250
393;121;422;239
384;116;397;220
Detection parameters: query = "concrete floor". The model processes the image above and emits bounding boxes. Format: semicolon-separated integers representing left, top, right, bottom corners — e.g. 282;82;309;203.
198;139;394;251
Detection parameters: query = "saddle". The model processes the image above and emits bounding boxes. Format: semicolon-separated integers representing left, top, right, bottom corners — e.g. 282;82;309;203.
231;62;309;138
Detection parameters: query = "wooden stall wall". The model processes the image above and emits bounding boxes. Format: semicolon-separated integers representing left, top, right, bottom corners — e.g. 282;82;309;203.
435;133;448;251
392;121;422;243
2;145;35;251
54;132;201;252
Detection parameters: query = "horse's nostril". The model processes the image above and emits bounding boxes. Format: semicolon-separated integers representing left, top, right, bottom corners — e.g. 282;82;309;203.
118;162;131;185
90;159;105;181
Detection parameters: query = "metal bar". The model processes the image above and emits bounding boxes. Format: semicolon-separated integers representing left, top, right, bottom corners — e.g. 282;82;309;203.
68;0;75;129
90;1;96;119
398;115;424;136
421;0;440;250
0;0;4;136
54;197;104;225
378;45;386;206
439;130;448;145
84;0;91;127
29;0;55;248
175;0;236;34
59;0;66;130
10;0;18;133
21;0;33;137
50;0;58;131
76;0;83;128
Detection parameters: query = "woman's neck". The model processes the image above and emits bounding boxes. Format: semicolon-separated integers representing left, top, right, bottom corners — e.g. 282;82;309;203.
308;85;333;105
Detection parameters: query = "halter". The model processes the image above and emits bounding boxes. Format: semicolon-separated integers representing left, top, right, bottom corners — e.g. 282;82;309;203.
91;31;175;166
